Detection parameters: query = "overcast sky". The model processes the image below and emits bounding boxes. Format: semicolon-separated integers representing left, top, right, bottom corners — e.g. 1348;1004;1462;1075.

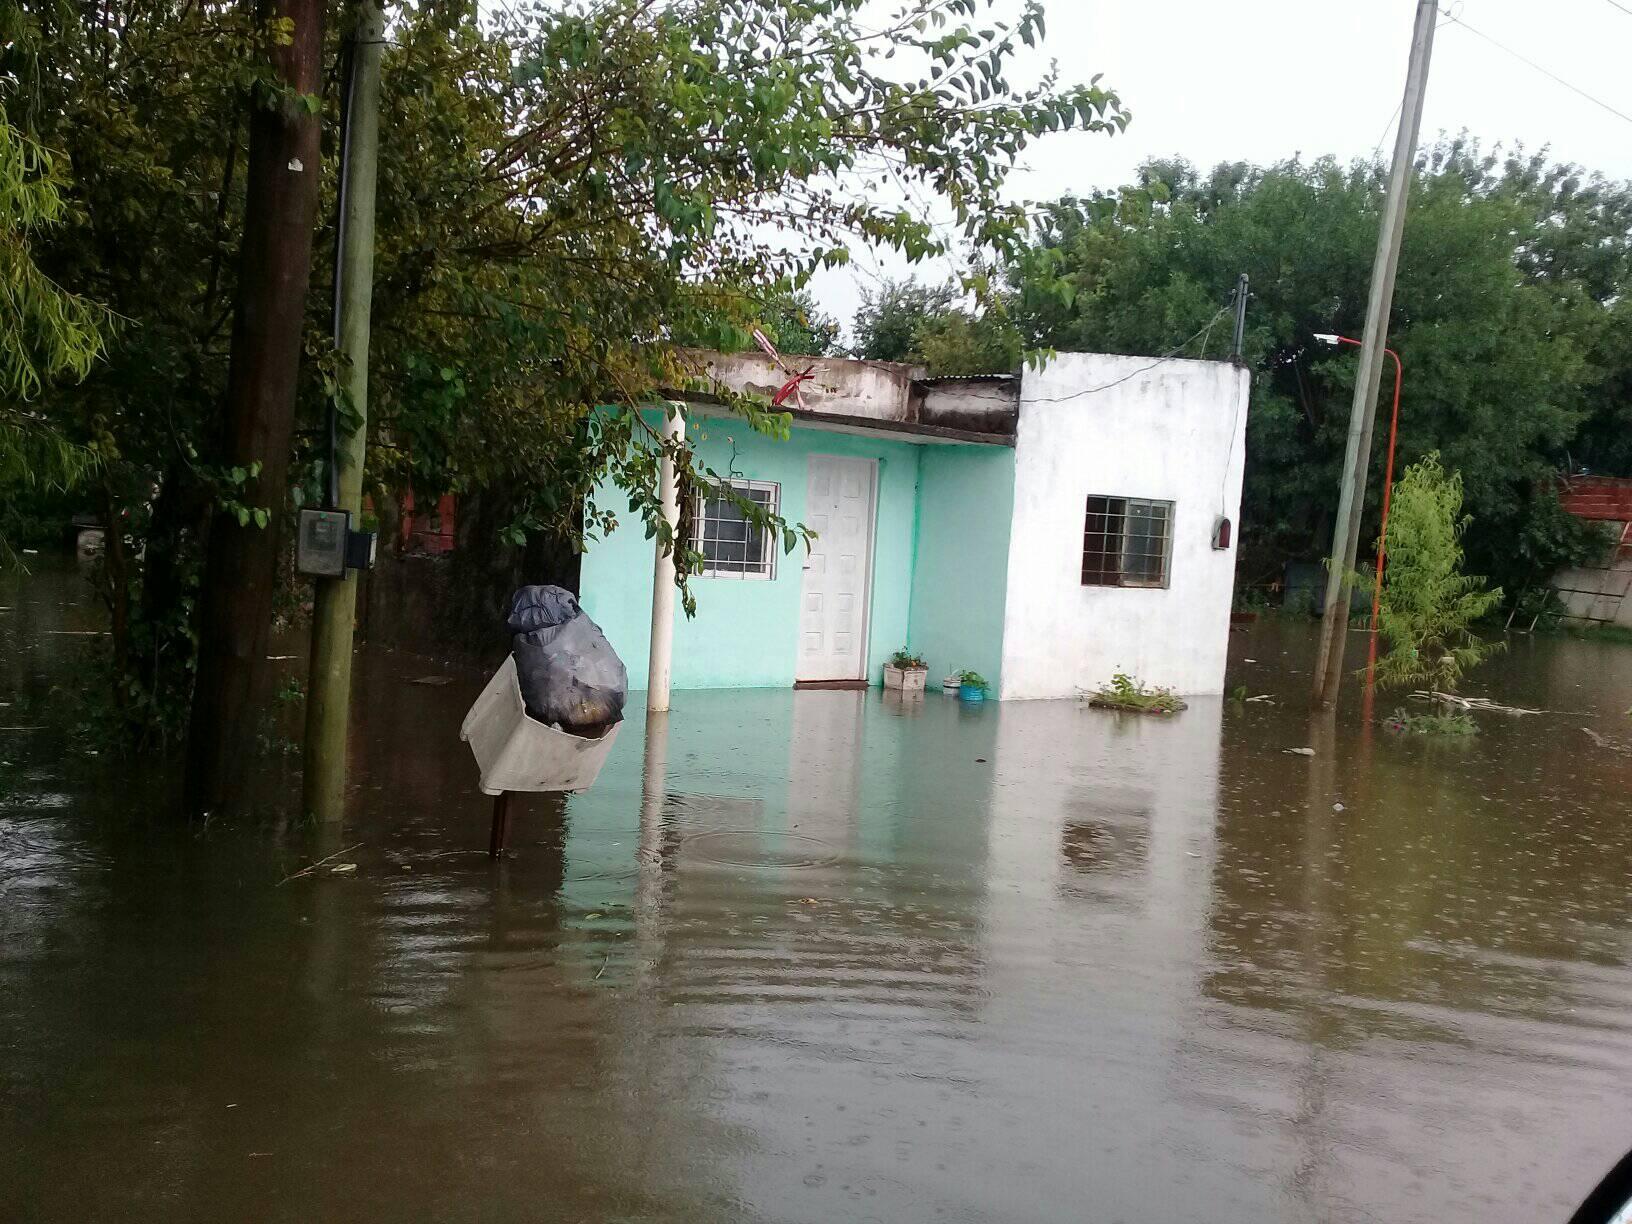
808;0;1632;333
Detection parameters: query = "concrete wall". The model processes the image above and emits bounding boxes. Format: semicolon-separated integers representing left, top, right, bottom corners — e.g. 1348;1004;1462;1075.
999;354;1250;699
1551;535;1632;629
907;445;1016;687
916;377;1019;436
684;350;921;424
580;411;920;690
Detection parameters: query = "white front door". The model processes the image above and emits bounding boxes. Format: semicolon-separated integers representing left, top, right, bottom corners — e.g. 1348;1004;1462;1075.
797;455;877;682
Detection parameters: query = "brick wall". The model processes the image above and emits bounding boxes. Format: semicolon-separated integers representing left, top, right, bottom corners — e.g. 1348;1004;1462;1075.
1552;476;1632;628
1559;475;1632;522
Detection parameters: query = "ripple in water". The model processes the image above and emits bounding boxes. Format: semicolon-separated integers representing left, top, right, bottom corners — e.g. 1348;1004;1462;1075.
680;829;839;869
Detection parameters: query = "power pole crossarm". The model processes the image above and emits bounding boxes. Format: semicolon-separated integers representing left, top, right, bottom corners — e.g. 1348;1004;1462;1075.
1311;0;1437;711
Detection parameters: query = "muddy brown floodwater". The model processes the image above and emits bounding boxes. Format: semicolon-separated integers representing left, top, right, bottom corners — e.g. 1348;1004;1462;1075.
4;561;1632;1223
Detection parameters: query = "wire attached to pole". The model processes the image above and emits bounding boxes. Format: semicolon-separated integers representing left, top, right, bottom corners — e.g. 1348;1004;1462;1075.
326;31;360;509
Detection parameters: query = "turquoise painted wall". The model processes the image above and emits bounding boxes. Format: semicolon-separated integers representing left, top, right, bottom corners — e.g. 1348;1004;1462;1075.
906;446;1016;688
580;412;922;690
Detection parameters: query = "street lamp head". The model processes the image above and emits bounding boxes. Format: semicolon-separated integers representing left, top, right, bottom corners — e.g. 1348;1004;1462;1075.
1313;333;1341;345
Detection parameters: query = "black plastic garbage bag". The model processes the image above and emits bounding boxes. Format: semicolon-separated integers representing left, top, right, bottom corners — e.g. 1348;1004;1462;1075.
506;585;581;641
506;585;627;735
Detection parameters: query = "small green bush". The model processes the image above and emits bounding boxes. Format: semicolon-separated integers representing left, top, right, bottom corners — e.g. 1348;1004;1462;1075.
1371;454;1503;694
1091;672;1184;713
1385;707;1478;736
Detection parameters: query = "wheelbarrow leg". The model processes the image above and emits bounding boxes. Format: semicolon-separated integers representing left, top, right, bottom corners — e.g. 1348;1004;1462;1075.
489;791;514;858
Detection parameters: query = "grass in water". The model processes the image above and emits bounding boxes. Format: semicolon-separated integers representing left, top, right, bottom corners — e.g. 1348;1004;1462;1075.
1090;673;1186;714
1385;707;1478;736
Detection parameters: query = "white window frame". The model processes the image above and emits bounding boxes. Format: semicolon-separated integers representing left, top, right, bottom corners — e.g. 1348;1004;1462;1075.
694;479;779;580
1082;494;1175;590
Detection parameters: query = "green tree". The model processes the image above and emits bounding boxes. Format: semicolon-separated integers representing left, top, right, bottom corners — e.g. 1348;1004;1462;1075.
670;286;841;356
751;289;842;358
17;0;1128;758
851;276;1018;373
0;117;106;401
1007;142;1626;595
0;101;111;563
1371;454;1503;695
853;279;961;362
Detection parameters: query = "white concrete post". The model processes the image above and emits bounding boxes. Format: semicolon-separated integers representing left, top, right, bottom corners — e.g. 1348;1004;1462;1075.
647;405;685;712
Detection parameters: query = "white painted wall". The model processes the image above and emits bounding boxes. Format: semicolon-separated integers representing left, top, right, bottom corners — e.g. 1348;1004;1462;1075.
998;353;1250;699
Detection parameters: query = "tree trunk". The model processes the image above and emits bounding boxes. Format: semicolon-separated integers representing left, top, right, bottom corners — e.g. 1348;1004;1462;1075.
185;0;324;816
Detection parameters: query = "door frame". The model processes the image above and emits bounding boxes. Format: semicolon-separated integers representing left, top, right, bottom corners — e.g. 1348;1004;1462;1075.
795;453;880;683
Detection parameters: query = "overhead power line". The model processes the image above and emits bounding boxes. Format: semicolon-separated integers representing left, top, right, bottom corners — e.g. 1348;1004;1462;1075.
1438;6;1632;129
1023;307;1235;404
951;303;1238;405
1602;0;1632;18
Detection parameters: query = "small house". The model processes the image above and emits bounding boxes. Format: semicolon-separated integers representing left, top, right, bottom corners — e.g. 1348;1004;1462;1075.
579;349;1250;699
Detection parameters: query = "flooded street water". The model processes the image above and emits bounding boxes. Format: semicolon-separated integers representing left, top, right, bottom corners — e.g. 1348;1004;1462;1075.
4;562;1632;1223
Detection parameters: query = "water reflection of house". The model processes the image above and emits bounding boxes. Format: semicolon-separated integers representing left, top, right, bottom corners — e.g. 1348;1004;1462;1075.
580;349;1250;698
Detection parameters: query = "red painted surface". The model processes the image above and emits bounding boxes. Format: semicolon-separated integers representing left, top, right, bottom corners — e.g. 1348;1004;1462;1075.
397;490;458;554
1559;475;1632;523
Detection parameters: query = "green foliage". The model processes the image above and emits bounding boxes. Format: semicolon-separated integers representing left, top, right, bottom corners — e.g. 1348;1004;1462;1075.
1091;672;1183;713
956;669;988;688
1384;707;1479;737
0;96;112;563
1491;486;1617;598
1371;454;1503;694
851;277;1018;373
888;648;926;669
854;280;959;362
758;291;842;358
1001;142;1632;592
13;0;1125;746
668;285;840;356
0;110;110;401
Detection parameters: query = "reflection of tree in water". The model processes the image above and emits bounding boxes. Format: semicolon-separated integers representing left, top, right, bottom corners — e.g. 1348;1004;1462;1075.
1203;713;1632;1048
1184;697;1632;1221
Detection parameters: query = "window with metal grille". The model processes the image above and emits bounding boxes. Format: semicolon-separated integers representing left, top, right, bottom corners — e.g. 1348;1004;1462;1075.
1082;495;1174;588
695;480;778;579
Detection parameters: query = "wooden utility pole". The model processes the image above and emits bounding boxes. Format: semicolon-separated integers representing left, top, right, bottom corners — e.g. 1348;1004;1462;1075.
186;0;325;815
304;0;386;822
1311;0;1437;710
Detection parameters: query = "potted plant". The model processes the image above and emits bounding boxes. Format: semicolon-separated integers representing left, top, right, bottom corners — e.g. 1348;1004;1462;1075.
884;649;928;693
957;670;989;703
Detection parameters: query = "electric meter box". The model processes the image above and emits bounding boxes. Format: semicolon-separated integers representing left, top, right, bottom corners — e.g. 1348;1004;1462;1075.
297;508;350;577
346;528;377;572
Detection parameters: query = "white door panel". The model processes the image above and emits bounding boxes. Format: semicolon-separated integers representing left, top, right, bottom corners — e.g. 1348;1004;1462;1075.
796;455;876;681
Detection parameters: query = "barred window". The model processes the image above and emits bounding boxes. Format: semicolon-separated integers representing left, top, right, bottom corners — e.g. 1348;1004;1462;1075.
1083;495;1174;588
695;480;778;579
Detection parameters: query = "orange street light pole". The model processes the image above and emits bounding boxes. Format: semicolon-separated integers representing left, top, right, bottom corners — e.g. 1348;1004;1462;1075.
1314;333;1403;701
